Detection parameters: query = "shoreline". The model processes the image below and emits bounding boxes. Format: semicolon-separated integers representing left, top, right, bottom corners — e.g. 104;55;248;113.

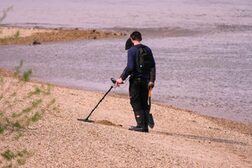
0;24;251;127
31;75;252;130
0;67;251;167
27;77;252;129
1;67;251;135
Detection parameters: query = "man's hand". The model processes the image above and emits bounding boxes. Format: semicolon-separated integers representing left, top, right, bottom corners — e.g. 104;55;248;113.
116;78;124;87
148;81;154;88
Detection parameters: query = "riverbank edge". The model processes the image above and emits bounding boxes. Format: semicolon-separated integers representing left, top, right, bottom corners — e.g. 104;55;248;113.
1;67;251;136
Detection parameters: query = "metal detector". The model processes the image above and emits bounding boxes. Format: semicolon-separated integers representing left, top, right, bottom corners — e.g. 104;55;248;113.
77;78;116;122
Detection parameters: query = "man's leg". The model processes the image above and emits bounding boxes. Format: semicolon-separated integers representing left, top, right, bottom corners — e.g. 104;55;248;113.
129;78;148;132
140;80;149;130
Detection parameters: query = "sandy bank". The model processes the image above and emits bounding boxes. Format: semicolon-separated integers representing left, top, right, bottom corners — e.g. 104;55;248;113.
0;26;126;45
0;69;251;167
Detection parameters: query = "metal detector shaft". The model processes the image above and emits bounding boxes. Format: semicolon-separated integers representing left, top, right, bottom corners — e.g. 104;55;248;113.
84;85;113;121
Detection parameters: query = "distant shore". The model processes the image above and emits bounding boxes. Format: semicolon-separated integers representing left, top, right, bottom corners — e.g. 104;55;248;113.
0;26;127;45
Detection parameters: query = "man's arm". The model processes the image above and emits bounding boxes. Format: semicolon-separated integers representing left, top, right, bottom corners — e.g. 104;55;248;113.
120;48;135;80
116;48;135;86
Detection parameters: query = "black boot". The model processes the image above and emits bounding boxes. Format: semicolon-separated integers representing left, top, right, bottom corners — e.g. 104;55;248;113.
129;110;149;133
133;110;142;128
148;113;155;128
128;126;148;132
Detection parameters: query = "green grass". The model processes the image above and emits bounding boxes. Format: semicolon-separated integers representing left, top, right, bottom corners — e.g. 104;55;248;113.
17;158;26;165
13;121;23;129
0;124;5;134
1;149;32;167
0;76;3;83
31;99;42;108
0;112;6;134
17;149;30;157
1;150;15;161
12;99;42;118
14;31;20;39
30;112;42;122
22;107;32;114
0;61;58;167
28;87;41;97
22;69;32;82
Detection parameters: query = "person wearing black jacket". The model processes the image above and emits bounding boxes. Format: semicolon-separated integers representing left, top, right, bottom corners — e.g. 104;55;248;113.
116;31;156;132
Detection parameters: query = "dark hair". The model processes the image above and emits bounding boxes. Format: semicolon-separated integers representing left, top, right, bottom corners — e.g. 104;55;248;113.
125;38;133;50
130;31;142;41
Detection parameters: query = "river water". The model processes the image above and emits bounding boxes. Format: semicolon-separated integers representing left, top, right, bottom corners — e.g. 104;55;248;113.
0;0;252;123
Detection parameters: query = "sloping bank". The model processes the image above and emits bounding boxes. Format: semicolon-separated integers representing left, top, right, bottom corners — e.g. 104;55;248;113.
0;68;251;168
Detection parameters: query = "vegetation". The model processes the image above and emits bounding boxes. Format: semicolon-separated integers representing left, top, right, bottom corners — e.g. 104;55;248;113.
14;31;20;39
0;62;59;167
1;149;32;167
1;8;51;168
0;62;57;135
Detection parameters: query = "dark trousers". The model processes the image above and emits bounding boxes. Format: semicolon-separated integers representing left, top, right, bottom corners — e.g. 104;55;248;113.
129;77;149;128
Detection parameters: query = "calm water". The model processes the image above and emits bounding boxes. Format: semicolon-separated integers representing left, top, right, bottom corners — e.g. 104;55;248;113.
1;0;252;123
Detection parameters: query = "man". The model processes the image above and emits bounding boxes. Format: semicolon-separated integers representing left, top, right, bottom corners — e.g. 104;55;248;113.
116;31;156;132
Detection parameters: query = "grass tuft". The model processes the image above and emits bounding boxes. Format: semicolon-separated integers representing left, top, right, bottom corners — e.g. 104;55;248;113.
0;76;3;83
0;124;5;134
28;87;41;97
22;69;32;82
14;31;20;39
17;158;26;165
1;150;15;161
1;149;32;167
22;107;32;114
31;99;42;108
0;62;58;167
30;112;42;122
13;121;23;129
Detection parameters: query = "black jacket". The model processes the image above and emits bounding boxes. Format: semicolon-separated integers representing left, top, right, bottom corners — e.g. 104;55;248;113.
120;44;156;82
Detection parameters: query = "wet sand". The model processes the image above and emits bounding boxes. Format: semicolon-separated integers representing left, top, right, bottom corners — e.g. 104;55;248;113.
0;26;126;45
0;69;251;167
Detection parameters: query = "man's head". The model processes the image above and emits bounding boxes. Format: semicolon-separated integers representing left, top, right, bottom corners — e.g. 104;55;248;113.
130;31;142;42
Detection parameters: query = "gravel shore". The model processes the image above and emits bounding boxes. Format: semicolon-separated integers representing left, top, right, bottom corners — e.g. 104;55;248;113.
0;69;251;167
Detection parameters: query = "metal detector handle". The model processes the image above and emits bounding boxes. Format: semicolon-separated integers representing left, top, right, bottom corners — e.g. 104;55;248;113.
148;86;152;97
148;87;152;107
111;78;124;85
111;78;116;84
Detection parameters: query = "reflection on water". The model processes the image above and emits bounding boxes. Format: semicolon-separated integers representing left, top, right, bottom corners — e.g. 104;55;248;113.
0;0;252;123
